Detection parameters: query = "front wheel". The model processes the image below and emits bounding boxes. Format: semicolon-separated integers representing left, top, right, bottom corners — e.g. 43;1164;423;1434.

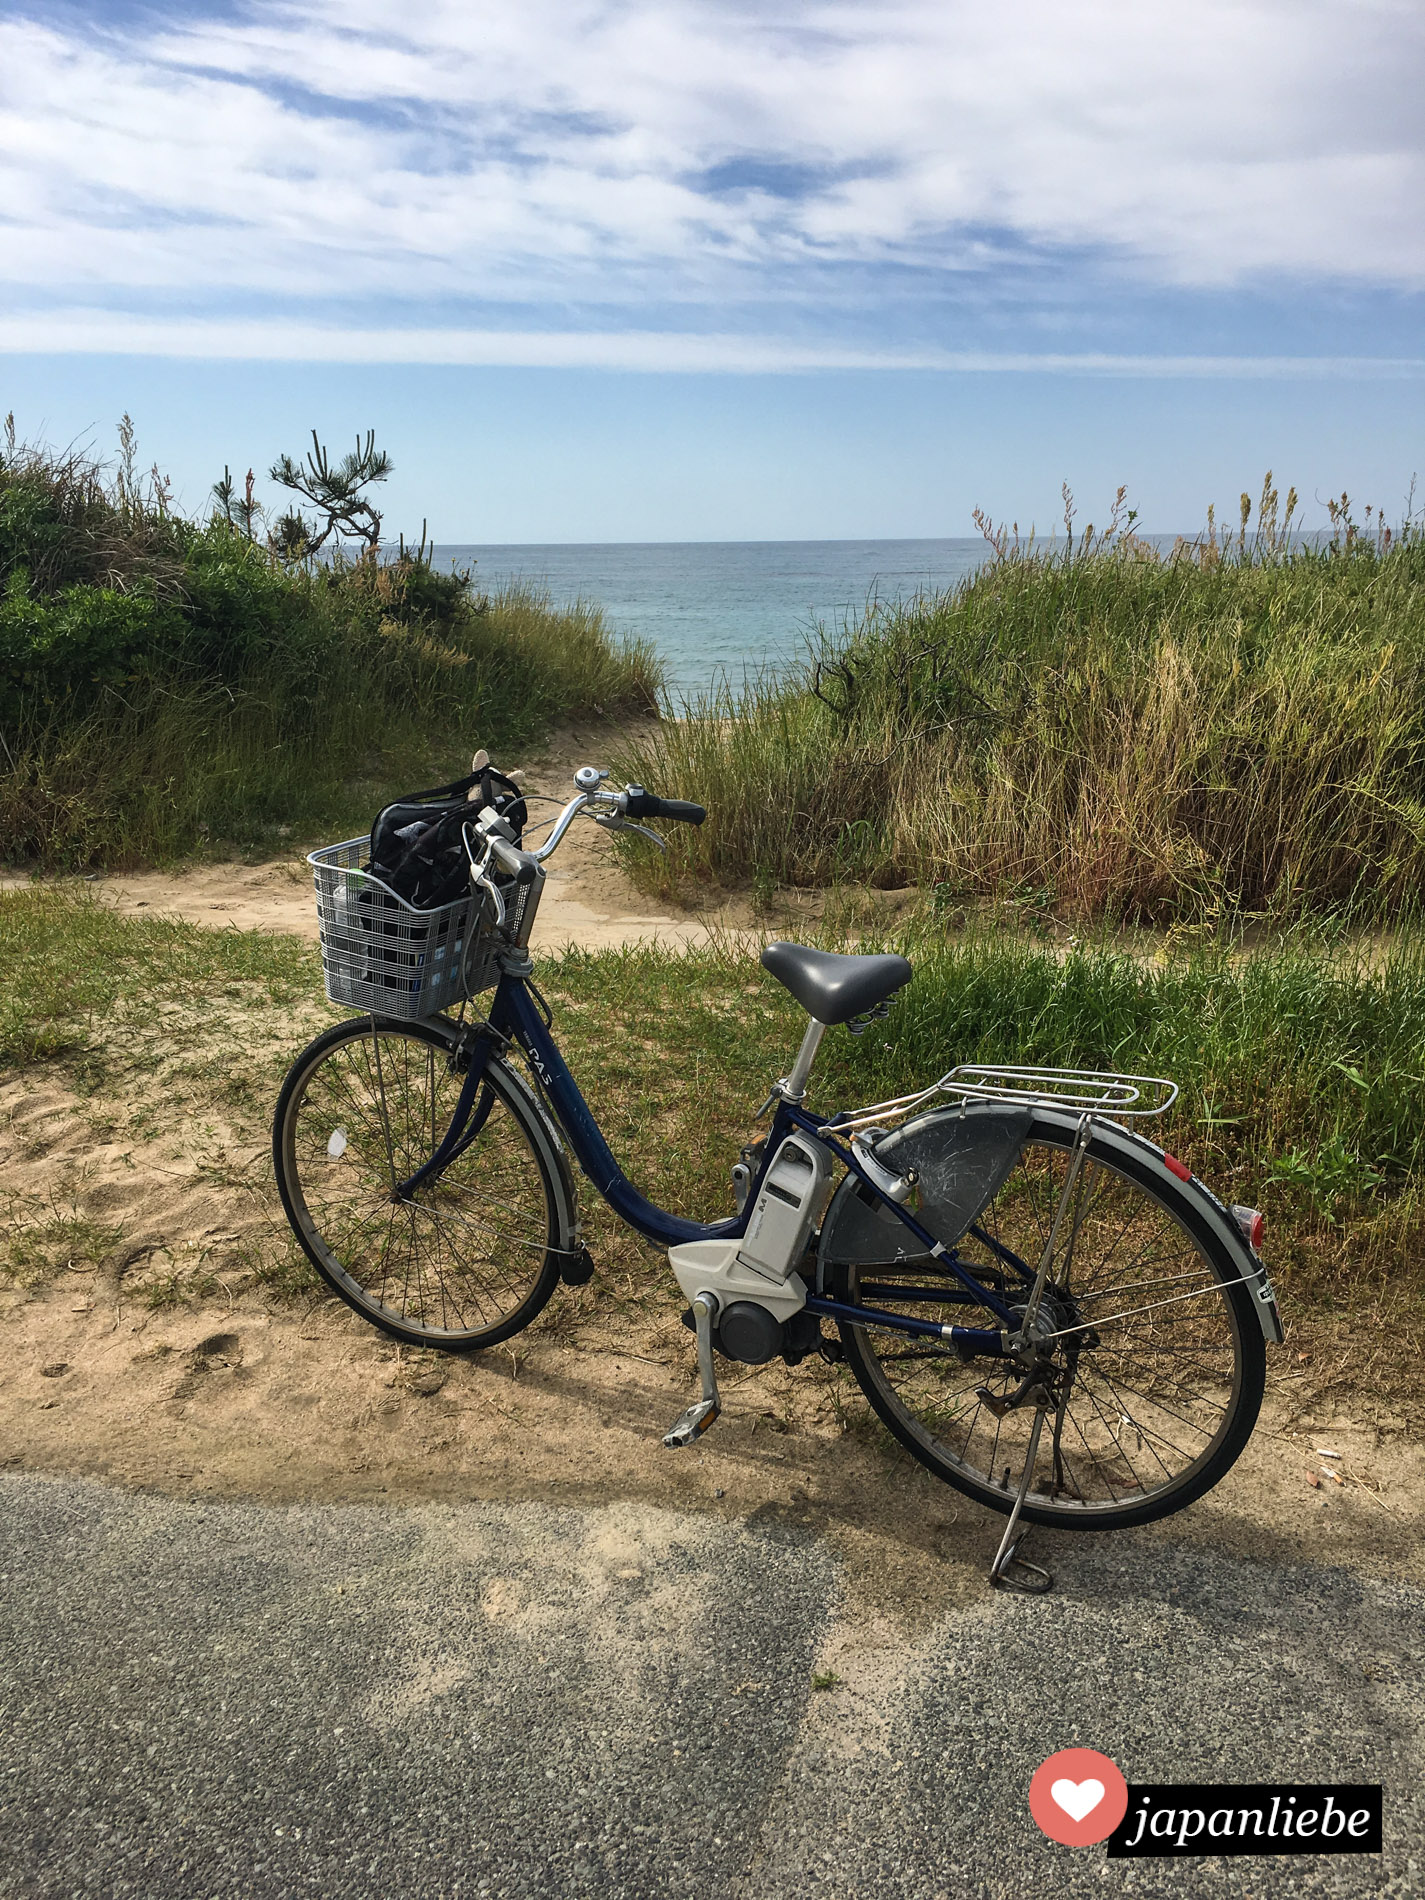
830;1115;1266;1530
273;1015;576;1350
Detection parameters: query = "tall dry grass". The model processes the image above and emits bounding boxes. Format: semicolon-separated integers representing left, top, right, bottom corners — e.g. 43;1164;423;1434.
616;483;1425;923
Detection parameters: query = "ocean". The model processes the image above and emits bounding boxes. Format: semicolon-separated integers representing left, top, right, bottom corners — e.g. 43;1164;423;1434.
433;539;994;700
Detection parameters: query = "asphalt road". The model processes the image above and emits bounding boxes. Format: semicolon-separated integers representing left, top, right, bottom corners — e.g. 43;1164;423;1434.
0;1472;1420;1899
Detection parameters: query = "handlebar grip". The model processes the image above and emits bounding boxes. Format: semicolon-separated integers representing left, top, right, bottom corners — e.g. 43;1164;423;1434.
488;835;538;884
653;798;707;826
623;790;707;826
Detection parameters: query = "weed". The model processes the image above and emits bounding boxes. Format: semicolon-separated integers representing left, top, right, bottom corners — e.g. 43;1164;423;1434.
142;1273;187;1311
1;1192;123;1289
1267;1138;1384;1221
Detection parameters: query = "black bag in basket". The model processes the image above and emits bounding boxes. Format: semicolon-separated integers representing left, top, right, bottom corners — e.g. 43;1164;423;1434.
367;762;528;910
356;764;528;993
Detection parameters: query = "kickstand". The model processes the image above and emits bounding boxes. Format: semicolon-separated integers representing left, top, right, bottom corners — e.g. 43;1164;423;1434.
988;1405;1055;1594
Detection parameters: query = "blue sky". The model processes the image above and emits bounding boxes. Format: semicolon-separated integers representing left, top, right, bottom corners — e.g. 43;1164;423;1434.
2;0;1422;539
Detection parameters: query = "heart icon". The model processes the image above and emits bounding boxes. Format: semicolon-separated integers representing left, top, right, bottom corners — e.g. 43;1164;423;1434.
1030;1749;1127;1845
1050;1778;1105;1823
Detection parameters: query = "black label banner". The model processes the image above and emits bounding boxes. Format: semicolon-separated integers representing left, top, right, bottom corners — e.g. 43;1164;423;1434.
1107;1785;1382;1858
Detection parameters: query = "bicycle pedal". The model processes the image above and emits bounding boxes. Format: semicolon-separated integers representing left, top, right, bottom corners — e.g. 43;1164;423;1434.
662;1397;720;1448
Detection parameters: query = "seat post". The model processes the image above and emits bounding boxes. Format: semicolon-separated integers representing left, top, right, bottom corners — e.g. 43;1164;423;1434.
780;1017;827;1103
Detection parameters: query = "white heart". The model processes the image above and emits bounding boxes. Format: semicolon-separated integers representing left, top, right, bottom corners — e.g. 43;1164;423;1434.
1051;1778;1105;1823
327;1128;348;1159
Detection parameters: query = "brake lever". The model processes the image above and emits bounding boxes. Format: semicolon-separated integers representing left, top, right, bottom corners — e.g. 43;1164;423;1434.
462;825;507;927
593;814;668;855
474;868;506;928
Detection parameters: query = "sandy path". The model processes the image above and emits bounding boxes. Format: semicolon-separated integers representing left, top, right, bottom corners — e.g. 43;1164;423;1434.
1;720;755;952
2;1283;1420;1606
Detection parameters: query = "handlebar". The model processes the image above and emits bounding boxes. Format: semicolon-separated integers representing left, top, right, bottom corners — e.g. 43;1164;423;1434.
515;771;705;863
486;833;538;884
467;766;706;891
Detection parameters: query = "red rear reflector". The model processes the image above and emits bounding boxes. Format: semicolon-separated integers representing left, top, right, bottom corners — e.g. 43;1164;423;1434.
1164;1154;1192;1182
1231;1205;1265;1251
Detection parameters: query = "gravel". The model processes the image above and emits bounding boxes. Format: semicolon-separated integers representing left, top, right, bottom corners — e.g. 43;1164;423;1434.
0;1473;1419;1898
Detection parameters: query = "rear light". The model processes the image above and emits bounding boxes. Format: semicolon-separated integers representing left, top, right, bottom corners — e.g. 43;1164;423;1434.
1163;1153;1192;1182
1231;1205;1265;1251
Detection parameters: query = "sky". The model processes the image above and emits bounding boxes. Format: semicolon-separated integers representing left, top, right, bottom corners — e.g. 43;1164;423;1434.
1;0;1422;540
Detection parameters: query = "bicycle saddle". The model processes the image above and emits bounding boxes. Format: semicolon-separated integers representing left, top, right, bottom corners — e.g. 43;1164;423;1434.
760;941;912;1026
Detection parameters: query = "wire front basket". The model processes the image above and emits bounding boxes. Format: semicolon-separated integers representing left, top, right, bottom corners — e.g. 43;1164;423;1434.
310;839;539;1020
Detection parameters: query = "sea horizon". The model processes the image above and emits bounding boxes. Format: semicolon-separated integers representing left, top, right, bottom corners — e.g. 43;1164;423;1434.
424;533;1224;698
430;536;996;698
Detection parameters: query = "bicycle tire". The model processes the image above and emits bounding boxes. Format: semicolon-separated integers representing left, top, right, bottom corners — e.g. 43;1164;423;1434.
829;1113;1266;1531
272;1015;575;1350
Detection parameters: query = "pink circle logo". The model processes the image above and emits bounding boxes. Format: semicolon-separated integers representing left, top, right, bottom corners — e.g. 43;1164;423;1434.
1028;1748;1129;1846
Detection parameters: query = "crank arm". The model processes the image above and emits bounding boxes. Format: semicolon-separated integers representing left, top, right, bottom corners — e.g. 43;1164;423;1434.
663;1291;721;1447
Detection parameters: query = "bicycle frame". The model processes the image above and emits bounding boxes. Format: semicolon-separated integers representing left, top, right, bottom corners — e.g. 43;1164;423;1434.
396;973;1014;1358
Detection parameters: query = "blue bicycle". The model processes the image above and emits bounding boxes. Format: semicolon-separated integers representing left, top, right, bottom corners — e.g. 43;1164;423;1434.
273;762;1282;1578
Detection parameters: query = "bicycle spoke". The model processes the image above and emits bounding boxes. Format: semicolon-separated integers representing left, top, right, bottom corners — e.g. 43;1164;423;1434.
1060;1396;1126;1503
840;1125;1251;1522
281;1025;560;1346
366;1035;401;1191
1077;1367;1179;1481
406;1197;540;1299
1080;1360;1222;1449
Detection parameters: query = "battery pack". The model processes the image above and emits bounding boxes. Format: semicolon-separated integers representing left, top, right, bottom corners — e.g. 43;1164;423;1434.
736;1134;834;1282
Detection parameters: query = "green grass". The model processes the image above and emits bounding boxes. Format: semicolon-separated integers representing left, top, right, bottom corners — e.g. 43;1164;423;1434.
3;890;1420;1414
548;925;1424;1269
613;492;1425;925
1;431;662;867
0;1197;123;1291
0;885;317;1067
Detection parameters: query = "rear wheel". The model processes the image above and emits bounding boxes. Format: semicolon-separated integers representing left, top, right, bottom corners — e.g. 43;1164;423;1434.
273;1016;574;1349
831;1117;1265;1530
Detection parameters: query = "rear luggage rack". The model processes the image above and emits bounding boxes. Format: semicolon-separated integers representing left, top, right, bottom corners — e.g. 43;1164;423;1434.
833;1064;1178;1135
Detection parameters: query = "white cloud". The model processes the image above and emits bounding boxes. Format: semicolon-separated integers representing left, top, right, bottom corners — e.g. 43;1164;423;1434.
0;309;1418;376
0;0;1422;340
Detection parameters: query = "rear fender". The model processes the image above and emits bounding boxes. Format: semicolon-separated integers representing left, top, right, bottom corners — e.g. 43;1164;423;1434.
816;1101;1283;1345
1015;1107;1285;1346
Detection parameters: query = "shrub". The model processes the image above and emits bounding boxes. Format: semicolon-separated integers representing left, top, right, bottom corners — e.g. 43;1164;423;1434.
0;423;661;865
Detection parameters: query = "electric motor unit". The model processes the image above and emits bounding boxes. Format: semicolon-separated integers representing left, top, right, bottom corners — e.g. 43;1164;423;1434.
715;1300;784;1364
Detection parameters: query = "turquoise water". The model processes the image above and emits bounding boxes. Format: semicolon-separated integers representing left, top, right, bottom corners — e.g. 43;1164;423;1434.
435;539;993;699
